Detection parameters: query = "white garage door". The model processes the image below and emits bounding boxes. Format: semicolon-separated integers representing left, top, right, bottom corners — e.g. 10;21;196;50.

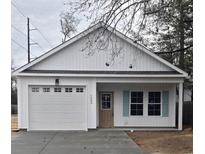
29;86;86;130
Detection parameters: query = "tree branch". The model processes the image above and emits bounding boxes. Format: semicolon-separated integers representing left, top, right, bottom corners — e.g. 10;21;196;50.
155;45;193;54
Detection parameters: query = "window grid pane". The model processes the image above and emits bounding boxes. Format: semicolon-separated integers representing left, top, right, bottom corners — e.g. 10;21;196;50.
65;88;72;92
76;88;84;93
101;94;112;110
43;88;50;92
130;92;143;116
32;88;39;92
54;88;61;92
102;101;111;109
148;92;161;116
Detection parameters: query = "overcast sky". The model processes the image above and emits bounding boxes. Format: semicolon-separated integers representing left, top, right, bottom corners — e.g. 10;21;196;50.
11;0;90;68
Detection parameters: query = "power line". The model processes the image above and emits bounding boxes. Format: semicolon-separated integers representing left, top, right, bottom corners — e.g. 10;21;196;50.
30;57;38;60
11;1;53;49
30;22;53;48
29;42;45;53
11;25;27;37
12;38;36;58
11;0;53;63
35;43;45;52
12;24;45;53
11;1;27;18
11;38;27;51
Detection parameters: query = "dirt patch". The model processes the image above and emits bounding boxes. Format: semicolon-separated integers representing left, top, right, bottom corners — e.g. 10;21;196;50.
127;128;193;154
11;114;18;131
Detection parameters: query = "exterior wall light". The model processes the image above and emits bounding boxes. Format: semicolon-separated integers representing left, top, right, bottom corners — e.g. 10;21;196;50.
55;79;59;86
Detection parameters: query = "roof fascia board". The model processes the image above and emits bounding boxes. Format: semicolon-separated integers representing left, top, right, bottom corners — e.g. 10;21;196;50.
96;78;184;83
15;73;186;78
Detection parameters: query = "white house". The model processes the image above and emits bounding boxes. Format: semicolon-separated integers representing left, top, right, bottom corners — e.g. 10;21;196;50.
12;23;188;131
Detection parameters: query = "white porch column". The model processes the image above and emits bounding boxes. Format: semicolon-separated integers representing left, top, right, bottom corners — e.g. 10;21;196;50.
87;78;97;129
178;82;183;130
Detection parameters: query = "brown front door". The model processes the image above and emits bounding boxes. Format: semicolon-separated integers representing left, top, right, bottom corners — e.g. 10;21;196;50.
99;92;113;128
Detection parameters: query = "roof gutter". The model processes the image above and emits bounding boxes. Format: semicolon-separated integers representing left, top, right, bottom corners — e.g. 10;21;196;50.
13;72;187;78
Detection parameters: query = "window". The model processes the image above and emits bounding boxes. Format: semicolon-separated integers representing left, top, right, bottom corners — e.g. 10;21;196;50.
32;88;39;92
43;88;50;92
130;91;143;115
65;88;72;92
101;93;112;110
54;87;61;92
76;87;84;93
148;92;161;116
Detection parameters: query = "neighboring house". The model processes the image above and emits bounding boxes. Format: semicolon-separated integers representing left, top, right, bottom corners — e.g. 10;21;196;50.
176;89;192;103
184;89;192;102
12;23;188;131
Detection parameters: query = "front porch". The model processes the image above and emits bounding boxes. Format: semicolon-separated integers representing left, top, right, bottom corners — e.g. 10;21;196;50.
95;82;183;130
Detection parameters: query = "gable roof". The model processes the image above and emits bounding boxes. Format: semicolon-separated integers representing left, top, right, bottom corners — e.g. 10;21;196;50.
12;22;188;77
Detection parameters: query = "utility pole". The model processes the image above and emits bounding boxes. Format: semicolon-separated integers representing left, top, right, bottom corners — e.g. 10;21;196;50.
27;17;30;63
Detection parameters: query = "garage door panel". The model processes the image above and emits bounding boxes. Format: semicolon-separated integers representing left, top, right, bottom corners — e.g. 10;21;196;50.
30;101;83;105
30;122;86;130
30;104;83;112
29;86;86;130
30;118;83;123
30;96;84;105
30;116;83;123
30;112;83;120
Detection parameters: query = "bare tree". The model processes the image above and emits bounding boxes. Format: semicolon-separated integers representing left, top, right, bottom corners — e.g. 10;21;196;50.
63;0;192;71
11;60;17;107
60;12;79;42
65;0;151;40
62;0;193;104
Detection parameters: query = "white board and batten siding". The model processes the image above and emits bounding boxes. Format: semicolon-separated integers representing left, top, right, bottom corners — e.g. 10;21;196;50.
28;28;173;72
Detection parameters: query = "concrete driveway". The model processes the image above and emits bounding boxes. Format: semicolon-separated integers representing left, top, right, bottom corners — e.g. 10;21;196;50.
12;130;148;154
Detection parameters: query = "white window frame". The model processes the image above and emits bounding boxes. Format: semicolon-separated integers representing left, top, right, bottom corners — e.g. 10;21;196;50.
32;87;39;92
43;87;50;92
54;87;61;92
129;91;144;116
148;91;162;116
76;87;84;93
65;88;72;92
